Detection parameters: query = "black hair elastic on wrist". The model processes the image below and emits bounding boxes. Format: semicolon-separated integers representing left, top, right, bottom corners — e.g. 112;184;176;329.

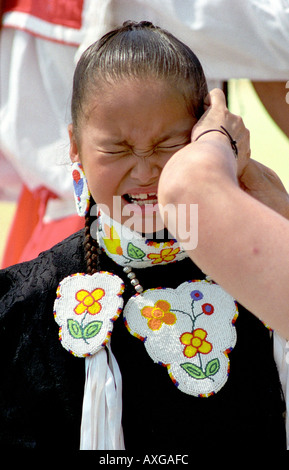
194;125;238;158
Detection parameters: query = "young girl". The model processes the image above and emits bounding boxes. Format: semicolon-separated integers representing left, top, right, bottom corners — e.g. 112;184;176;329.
0;21;286;451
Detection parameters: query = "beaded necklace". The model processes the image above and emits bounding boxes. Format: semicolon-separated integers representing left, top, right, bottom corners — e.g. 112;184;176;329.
53;209;239;448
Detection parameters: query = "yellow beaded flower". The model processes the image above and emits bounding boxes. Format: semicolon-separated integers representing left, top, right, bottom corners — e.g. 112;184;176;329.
74;288;105;315
180;329;212;358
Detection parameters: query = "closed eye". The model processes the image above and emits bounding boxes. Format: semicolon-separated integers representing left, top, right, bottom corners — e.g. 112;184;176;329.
159;144;185;149
105;151;126;155
98;149;129;156
157;140;190;151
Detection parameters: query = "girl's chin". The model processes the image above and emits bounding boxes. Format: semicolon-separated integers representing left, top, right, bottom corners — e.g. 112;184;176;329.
121;202;164;235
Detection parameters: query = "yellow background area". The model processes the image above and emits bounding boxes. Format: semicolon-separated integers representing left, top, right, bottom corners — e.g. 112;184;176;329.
229;80;289;190
0;202;16;266
0;79;288;266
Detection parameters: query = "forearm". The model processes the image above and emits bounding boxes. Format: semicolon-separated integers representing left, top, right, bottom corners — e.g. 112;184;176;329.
159;139;289;338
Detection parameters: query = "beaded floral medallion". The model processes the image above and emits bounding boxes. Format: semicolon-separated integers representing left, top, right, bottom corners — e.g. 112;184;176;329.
53;272;124;357
124;280;238;397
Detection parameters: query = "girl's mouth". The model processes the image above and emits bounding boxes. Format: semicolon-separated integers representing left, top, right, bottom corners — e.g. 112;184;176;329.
123;192;158;206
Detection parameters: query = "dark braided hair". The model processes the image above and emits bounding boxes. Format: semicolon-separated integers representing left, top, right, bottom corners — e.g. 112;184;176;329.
71;21;208;274
84;197;99;275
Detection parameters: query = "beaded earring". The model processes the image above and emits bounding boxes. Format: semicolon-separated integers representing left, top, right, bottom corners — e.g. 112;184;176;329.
72;162;90;217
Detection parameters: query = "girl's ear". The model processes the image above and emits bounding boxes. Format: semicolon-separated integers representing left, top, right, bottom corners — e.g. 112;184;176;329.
68;123;81;163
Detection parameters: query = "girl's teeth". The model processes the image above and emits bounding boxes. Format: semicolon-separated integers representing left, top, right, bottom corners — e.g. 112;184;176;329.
133;193;148;200
126;193;158;205
134;199;158;206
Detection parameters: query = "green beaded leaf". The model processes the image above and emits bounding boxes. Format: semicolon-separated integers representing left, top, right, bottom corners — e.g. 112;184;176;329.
181;358;220;380
67;319;102;341
83;321;103;339
127;242;146;260
67;319;83;339
205;358;220;377
181;363;206;379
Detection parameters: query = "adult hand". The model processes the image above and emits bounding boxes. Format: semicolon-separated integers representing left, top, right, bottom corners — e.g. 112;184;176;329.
191;88;251;177
191;89;289;218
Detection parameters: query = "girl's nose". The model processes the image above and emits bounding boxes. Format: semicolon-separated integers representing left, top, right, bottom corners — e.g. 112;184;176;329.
129;154;160;184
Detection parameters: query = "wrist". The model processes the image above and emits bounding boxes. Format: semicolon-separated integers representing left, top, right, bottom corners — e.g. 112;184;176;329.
159;139;238;209
194;126;238;159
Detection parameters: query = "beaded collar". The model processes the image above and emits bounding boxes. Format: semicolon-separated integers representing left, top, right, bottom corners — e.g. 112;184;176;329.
96;208;189;293
96;208;188;269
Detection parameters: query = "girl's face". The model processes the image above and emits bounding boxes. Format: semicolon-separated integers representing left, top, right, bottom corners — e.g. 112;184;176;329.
69;78;196;233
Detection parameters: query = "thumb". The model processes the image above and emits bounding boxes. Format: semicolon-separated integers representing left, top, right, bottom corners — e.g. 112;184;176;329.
191;88;227;139
207;88;227;109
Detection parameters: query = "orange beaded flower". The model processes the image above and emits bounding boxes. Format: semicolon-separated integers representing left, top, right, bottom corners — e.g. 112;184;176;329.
141;300;177;330
147;247;180;265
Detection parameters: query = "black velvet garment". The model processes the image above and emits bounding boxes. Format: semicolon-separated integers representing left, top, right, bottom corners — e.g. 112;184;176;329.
0;231;286;450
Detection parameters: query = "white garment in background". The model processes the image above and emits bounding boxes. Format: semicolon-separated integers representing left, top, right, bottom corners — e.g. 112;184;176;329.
77;0;289;80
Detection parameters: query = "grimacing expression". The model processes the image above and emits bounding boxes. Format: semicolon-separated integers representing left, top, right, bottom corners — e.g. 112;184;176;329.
69;79;197;231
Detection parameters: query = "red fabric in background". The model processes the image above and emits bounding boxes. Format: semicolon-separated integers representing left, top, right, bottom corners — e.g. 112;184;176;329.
1;185;84;268
2;0;84;28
